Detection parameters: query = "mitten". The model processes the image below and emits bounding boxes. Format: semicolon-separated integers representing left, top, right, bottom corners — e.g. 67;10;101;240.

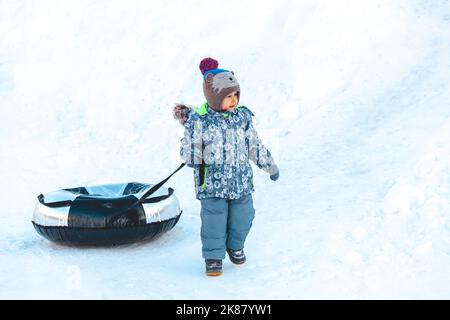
270;170;279;181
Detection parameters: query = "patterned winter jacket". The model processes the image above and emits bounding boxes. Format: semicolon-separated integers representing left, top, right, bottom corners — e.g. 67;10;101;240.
180;103;278;200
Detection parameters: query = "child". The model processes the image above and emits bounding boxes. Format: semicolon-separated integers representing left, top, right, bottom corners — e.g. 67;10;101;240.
174;58;279;276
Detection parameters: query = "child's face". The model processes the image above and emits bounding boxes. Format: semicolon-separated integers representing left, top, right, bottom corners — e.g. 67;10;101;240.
221;91;239;111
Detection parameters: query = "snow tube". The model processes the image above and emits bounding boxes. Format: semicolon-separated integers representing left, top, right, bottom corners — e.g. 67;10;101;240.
32;182;182;246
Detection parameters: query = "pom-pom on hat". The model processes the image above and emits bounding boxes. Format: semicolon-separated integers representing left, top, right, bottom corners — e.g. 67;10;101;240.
199;57;240;112
199;58;218;75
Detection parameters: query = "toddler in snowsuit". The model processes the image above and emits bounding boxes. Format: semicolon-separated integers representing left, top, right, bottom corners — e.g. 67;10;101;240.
174;58;279;276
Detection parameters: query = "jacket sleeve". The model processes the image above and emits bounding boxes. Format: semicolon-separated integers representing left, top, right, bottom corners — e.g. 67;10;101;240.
244;108;279;175
180;112;202;168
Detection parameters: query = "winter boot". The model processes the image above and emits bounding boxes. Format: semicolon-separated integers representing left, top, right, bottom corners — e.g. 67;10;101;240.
226;248;246;265
205;259;223;276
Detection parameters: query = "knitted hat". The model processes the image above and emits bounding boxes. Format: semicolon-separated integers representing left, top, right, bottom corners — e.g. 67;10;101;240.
199;58;240;112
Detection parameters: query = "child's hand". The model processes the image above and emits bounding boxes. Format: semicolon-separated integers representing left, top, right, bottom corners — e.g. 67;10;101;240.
173;104;191;126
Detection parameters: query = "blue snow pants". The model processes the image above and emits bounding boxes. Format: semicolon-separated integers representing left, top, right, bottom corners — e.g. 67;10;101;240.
200;194;256;260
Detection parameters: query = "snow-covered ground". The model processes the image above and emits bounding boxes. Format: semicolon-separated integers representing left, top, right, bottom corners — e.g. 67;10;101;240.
1;0;450;299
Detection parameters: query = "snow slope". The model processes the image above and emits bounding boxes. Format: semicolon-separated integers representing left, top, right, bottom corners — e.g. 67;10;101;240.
1;0;450;299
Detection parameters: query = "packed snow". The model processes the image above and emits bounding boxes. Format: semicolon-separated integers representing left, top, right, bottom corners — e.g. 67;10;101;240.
1;0;450;299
